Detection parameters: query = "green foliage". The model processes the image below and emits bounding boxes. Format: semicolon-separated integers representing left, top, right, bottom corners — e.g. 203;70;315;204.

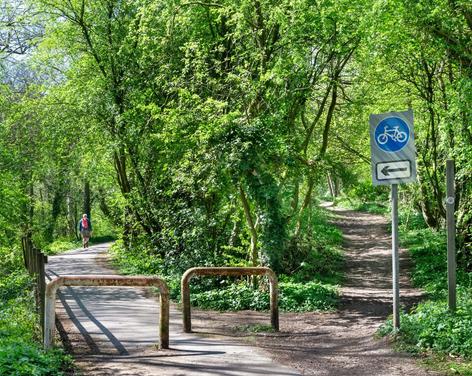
110;207;343;311
0;298;73;376
286;207;344;283
0;244;73;376
399;209;472;294
191;280;338;312
379;211;472;371
0;246;32;301
1;0;471;374
44;236;116;255
421;355;472;376
0;271;32;302
346;182;389;204
286;244;344;285
380;287;472;359
334;194;389;215
233;324;275;333
110;240;182;300
401;227;448;292
191;283;270;311
354;202;389;215
399;208;429;231
279;281;338;311
110;239;164;275
44;239;82;255
0;344;71;376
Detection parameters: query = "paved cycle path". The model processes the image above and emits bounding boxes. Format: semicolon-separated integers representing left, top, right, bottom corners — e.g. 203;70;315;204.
46;243;300;375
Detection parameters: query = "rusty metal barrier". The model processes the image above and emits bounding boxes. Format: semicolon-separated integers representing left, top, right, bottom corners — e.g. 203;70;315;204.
181;267;279;333
44;275;169;350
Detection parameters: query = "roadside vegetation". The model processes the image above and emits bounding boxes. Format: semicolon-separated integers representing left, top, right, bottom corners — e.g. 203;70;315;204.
0;247;73;375
334;182;390;215
111;206;343;312
375;208;472;375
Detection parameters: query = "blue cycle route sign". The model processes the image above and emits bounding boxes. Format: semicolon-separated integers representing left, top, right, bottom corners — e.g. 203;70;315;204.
369;109;417;186
374;117;410;152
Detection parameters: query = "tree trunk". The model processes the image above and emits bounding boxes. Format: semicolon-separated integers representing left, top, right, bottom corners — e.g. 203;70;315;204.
229;217;241;247
66;195;76;238
83;180;91;219
290;179;300;216
294;176;315;238
45;190;63;243
239;184;258;267
327;172;335;199
28;180;34;236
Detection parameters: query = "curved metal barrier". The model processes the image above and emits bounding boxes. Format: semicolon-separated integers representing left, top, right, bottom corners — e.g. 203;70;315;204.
44;275;169;349
181;267;279;333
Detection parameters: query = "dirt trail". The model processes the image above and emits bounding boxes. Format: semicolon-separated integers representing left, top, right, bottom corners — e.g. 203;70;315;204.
189;205;444;375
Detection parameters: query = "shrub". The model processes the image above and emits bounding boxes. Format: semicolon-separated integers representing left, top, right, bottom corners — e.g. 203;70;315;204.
380;287;472;359
0;245;73;376
190;280;338;312
0;297;73;376
44;239;82;255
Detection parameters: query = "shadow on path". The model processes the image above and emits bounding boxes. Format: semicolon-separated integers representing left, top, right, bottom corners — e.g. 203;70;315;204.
46;243;300;376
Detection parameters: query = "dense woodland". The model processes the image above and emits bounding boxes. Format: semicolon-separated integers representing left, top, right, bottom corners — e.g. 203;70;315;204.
1;0;471;271
0;0;471;374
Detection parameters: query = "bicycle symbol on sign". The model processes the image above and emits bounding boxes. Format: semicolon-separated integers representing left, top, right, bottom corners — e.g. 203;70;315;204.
376;125;408;145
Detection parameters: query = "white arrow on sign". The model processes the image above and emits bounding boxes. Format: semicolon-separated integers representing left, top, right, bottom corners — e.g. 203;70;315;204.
376;160;411;180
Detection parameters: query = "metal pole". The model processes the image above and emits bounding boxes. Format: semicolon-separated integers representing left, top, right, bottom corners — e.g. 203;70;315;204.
446;159;456;311
391;184;400;329
44;276;170;349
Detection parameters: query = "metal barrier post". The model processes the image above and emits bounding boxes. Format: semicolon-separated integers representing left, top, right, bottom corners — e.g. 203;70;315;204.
181;267;279;333
44;275;169;350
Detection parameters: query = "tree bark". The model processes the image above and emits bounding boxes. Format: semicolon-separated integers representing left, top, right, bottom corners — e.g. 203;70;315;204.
327;172;335;199
294;176;315;238
83;180;91;219
45;189;63;243
239;184;258;267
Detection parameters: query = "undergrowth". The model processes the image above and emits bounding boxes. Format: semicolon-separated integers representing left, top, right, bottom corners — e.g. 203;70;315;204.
190;280;338;312
110;206;343;313
0;246;73;375
44;235;117;255
378;209;472;374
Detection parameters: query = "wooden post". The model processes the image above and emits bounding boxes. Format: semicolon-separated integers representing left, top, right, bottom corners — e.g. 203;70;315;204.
21;237;48;341
38;253;47;338
22;237;28;269
446;160;456;311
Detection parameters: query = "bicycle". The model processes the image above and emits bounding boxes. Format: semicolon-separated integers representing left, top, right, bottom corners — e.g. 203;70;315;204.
376;125;407;145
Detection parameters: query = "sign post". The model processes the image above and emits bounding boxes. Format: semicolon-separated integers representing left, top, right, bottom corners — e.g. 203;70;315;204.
391;184;400;329
369;109;416;330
